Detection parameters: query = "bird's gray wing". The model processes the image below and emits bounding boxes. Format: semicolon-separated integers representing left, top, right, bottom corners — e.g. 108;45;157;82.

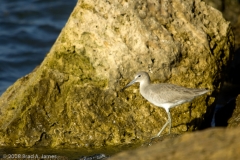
146;84;196;104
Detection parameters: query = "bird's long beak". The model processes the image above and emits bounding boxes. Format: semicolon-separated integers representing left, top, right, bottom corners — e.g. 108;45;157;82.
121;78;137;91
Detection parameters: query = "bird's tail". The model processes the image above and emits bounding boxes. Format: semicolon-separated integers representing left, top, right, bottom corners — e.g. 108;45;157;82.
195;89;209;96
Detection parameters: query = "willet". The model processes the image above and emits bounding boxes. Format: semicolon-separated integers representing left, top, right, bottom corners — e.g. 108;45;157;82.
122;71;209;137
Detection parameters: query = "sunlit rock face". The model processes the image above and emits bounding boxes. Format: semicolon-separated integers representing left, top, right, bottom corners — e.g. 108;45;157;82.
0;0;234;148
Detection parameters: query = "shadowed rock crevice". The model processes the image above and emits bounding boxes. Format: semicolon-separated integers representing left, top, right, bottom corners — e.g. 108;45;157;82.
201;0;240;129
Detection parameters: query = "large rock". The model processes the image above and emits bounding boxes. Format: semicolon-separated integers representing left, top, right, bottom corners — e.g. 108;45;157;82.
110;127;240;160
0;0;234;148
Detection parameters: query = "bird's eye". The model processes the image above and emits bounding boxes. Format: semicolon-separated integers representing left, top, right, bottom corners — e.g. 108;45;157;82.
138;75;141;77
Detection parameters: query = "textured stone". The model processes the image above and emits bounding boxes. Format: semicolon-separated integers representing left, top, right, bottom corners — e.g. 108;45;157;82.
0;0;234;148
228;95;240;127
203;0;240;50
110;127;240;160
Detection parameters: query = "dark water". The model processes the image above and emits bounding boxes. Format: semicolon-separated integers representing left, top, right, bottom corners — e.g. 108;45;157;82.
0;0;77;96
0;143;142;159
0;147;109;159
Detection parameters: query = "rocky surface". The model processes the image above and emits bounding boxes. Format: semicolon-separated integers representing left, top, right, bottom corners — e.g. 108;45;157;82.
228;95;240;127
0;0;234;148
203;0;240;50
203;0;240;127
110;127;240;160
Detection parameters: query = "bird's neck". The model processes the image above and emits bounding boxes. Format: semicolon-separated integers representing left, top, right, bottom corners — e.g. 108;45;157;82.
139;78;151;90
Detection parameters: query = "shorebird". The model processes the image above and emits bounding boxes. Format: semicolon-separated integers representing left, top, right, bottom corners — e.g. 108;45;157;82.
122;71;209;137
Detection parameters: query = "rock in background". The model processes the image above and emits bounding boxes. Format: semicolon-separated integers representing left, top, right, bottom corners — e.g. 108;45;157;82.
202;0;240;127
0;0;234;148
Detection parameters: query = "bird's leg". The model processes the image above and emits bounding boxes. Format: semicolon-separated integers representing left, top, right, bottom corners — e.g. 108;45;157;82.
156;120;169;137
168;110;171;134
155;108;170;137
